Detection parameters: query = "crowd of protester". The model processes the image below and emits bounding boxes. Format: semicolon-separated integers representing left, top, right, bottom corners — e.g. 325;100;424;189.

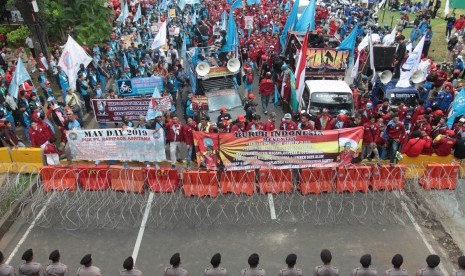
0;0;464;169
1;248;465;276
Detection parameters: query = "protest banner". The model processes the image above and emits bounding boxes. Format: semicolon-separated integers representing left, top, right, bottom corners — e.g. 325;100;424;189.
117;76;164;97
92;98;151;123
305;48;349;75
151;97;171;111
169;9;176;18
244;16;254;30
193;127;363;170
67;128;166;162
121;34;139;48
192;96;209;111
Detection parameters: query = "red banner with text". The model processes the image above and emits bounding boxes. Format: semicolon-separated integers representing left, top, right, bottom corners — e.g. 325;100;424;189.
193;127;364;170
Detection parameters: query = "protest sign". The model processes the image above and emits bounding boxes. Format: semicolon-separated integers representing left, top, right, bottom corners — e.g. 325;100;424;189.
192;96;209;111
117;76;164;97
193;127;363;170
244;16;254;30
92;98;151;123
151;97;171;111
67;128;166;162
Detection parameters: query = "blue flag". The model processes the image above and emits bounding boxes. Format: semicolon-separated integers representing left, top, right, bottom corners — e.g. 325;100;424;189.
181;34;187;60
447;87;465;128
274;85;279;106
294;0;316;32
133;4;142;22
336;24;358;64
225;9;238;52
123;53;129;69
221;11;227;30
231;0;243;11
9;58;31;99
117;2;129;23
280;0;299;53
178;0;186;10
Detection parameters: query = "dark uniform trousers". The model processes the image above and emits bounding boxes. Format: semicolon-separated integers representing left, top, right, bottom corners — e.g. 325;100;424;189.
204;267;227;276
314;265;340;276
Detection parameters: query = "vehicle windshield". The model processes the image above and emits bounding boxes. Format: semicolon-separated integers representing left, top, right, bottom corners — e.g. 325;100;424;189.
387;92;418;108
309;92;354;115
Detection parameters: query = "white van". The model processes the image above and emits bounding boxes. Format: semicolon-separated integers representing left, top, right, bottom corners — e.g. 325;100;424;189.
304;80;354;116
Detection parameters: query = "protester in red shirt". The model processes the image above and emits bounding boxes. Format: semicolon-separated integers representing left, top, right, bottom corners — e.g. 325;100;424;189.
414;115;432;136
328;114;349;130
298;113;314;130
362;116;381;163
433;130;456;156
231;115;247;133
264;112;277;131
246;114;265;131
279;113;297;130
165;115;184;168
28;121;53;147
315;108;333;130
386;114;405;165
453;15;465;33
401;131;428;157
258;72;274;114
410;99;425;125
183;117;198;169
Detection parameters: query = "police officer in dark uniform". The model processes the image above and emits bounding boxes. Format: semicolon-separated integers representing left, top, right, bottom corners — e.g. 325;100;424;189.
314;249;339;276
0;251;15;276
241;254;266;276
385;254;407;276
18;249;43;276
452;256;465;276
204;253;227;276
415;255;443;276
164;253;188;276
120;257;142;276
45;250;68;276
351;254;377;276
278;254;302;276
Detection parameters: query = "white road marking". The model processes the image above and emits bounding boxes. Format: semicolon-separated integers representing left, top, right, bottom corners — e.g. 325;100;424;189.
6;192;56;264
397;191;449;276
267;193;277;220
132;192;155;264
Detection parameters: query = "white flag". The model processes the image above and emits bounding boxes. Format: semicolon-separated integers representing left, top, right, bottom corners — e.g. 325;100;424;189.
369;31;376;83
382;26;397;46
445;0;450;16
396;36;426;88
133;4;141;22
58;35;93;90
351;55;360;78
151;21;167;50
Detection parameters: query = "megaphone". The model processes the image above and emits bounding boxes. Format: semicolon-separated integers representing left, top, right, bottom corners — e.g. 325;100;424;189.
227;58;240;73
378;70;393;85
411;70;424;84
196;62;210;77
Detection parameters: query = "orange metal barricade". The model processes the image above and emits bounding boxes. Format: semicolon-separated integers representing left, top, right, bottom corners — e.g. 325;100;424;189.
257;169;293;194
298;167;336;195
41;166;77;192
219;170;255;195
418;163;460;190
336;166;371;193
371;165;406;191
109;166;145;193
182;170;219;197
76;165;111;191
145;168;180;192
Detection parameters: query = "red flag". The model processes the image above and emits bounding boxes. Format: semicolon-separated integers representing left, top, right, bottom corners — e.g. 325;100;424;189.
294;32;308;110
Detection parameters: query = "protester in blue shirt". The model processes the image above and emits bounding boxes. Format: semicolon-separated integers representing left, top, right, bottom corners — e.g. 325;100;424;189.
410;24;422;48
57;67;69;103
422;27;433;57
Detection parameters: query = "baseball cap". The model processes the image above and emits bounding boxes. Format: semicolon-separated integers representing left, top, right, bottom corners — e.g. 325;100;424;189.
459;117;465;123
237;114;246;122
248;94;255;100
284;113;292;119
220;106;227;112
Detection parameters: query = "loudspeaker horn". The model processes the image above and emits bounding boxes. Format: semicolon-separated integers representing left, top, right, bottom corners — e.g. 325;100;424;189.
227;58;240;73
196;62;210;77
378;70;393;84
411;70;424;84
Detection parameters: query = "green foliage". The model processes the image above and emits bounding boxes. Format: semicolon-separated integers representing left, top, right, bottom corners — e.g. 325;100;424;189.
38;0;113;45
0;25;14;35
6;25;30;45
